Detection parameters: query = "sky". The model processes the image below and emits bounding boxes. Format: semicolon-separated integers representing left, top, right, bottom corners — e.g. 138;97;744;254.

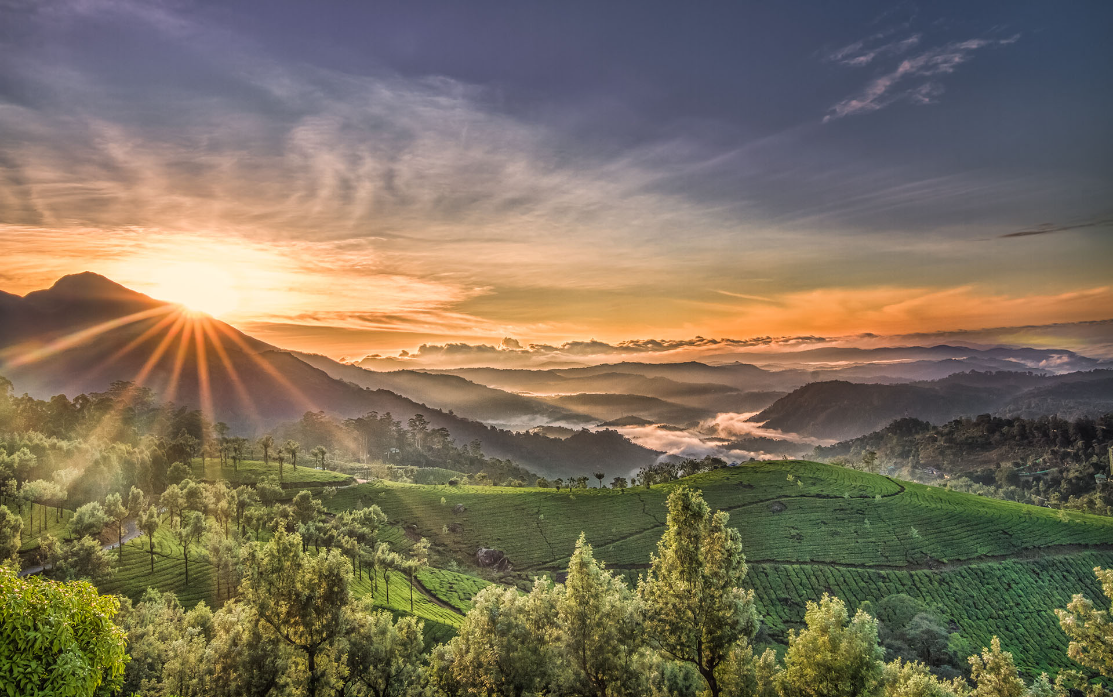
1;0;1111;361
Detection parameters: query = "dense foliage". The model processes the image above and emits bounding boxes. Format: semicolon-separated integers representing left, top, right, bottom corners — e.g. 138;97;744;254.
813;414;1113;515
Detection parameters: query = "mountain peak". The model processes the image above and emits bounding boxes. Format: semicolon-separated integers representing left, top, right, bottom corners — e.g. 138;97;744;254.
22;272;161;308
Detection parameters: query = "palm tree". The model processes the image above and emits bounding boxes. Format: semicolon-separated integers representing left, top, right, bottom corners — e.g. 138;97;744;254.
275;450;286;483
593;472;605;488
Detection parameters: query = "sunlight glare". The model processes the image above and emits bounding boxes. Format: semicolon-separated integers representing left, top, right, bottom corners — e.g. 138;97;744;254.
149;262;241;317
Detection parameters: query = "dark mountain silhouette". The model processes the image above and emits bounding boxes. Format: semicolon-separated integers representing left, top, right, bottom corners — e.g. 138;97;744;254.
293;352;596;428
0;274;658;477
752;371;1113;441
439;361;806;393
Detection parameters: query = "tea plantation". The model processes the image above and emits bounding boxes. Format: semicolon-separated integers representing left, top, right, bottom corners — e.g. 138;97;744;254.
327;460;1113;676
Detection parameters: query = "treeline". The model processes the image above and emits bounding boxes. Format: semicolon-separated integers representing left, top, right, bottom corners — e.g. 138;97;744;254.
0;376;538;515
274;410;537;485
814;414;1113;516
6;486;1112;697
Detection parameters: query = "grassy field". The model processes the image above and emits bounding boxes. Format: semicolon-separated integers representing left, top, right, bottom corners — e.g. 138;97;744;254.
189;457;353;487
326;460;1113;677
15;503;74;551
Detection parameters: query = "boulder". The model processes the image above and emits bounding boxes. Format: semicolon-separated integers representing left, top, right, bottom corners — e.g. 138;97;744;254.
770;501;787;513
453;503;466;515
476;548;511;571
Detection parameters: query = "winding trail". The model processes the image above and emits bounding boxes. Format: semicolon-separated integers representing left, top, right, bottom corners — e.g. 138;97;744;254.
19;520;141;577
411;575;465;616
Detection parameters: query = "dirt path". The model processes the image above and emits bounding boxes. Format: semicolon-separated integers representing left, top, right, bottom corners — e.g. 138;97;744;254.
411;575;465;615
19;520;141;577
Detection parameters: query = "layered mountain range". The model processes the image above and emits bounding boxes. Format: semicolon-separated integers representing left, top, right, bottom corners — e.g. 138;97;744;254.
2;273;1111;471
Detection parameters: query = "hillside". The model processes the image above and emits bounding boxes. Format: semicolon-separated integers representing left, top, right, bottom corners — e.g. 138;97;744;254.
294;353;597;428
752;372;1113;440
536;392;714;426
326;460;1113;677
750;381;997;440
0;274;657;477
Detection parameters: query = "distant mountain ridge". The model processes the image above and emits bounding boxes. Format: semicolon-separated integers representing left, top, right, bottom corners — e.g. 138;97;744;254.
751;371;1113;441
0;274;658;478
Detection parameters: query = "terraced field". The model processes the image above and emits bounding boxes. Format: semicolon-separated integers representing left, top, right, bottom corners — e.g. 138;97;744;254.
327;460;1113;676
97;516;485;644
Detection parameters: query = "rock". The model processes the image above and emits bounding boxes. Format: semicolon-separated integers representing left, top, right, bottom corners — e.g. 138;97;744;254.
453;503;466;515
448;522;462;533
476;548;511;571
770;501;787;513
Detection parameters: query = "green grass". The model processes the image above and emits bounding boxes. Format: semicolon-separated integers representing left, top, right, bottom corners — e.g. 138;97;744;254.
327;460;1113;676
189;458;353;487
16;503;74;551
747;551;1113;678
415;566;493;614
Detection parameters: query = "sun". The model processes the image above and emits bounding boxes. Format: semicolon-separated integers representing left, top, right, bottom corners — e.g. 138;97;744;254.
148;262;241;317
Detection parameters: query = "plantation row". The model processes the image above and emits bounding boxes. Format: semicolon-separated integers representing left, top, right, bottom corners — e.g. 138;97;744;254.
745;550;1113;678
330;461;1113;573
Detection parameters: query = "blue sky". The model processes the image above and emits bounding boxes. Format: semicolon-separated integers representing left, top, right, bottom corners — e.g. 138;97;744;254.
0;0;1110;358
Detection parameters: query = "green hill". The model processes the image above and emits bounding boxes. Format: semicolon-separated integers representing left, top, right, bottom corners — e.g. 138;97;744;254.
327;460;1113;677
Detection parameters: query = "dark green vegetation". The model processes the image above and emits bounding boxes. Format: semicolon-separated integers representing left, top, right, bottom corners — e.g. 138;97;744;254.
328;461;1113;677
814;413;1113;515
752;371;1113;441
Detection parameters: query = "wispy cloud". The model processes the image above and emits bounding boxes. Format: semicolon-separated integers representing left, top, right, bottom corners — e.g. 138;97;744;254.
997;217;1113;239
825;34;1019;121
715;290;778;303
826;32;922;67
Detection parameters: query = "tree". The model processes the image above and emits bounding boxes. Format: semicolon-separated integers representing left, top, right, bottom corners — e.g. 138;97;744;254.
55;536;114;583
432;581;557;697
638;486;758;697
594;472;605;488
0;503;23;562
554;533;646;697
345;605;425;697
612;477;628;491
776;594;885;697
241;528;350;697
375;543;402;608
283;440;300;470
881;659;970;697
862;450;879;474
104;492;128;558
259;434;274;466
1055;566;1113;678
0;564;128;697
161;483;185;528
213;422;230;464
230;437;247;472
70;501;109;539
310;445;328;469
139;505;160;574
967;637;1026;697
275;450;286;483
20;479;61;536
173;511;207;586
406;537;431;613
234;485;259;535
127;486;146;522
